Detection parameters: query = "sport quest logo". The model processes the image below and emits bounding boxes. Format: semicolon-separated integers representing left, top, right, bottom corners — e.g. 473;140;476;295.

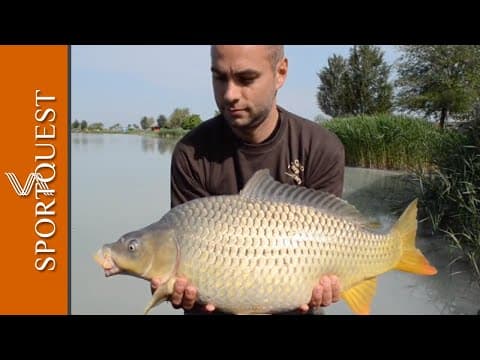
5;172;54;197
2;90;59;272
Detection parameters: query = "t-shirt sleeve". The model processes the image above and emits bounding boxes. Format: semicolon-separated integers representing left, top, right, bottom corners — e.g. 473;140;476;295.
306;131;345;198
170;143;210;208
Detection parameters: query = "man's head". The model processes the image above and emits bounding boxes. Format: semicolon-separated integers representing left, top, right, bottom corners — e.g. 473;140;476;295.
210;45;288;132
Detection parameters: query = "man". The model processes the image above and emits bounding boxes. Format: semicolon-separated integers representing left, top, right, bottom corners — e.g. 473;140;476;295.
152;45;345;314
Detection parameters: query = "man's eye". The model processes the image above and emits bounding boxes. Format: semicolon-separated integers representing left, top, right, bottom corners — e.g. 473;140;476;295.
239;78;255;85
213;74;227;82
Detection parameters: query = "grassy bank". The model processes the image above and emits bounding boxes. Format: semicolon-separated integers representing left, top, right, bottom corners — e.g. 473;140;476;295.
71;127;189;138
323;115;465;171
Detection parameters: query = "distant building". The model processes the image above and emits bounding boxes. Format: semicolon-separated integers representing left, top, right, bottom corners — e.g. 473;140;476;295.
151;125;161;133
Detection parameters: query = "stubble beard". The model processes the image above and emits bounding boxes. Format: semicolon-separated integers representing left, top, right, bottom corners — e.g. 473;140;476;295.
224;107;270;132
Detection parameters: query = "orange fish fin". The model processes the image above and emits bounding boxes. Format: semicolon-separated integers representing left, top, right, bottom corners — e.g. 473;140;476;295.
395;248;437;275
391;199;437;275
341;277;377;315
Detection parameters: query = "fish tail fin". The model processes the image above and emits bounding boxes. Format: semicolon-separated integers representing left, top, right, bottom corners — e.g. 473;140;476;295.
391;199;437;275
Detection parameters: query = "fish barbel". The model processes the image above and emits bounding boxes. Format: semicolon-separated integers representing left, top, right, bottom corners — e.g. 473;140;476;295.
94;169;437;315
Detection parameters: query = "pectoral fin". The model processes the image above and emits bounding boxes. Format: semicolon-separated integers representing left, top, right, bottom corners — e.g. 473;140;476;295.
341;277;377;315
144;277;176;315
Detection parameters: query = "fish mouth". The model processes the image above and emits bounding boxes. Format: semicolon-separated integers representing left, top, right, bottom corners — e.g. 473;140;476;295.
93;248;121;277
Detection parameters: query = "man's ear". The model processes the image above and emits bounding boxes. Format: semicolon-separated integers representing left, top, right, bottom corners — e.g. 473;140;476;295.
276;57;288;90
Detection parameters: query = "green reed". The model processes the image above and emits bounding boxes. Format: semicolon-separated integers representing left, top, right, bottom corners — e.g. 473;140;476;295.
323;115;463;171
413;138;480;280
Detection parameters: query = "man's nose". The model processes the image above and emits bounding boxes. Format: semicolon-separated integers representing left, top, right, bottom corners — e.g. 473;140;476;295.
224;80;241;103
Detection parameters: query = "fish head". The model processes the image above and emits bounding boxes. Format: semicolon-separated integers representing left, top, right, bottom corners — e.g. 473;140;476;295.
94;223;178;282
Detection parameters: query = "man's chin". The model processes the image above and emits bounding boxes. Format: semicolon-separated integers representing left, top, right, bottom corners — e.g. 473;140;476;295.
226;117;249;129
225;112;257;128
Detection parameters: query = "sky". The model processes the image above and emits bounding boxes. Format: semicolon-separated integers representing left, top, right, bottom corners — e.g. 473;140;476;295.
72;45;400;128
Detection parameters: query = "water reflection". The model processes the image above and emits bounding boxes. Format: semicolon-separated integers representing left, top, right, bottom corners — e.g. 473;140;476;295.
141;135;178;154
158;137;178;154
141;136;157;153
72;133;105;148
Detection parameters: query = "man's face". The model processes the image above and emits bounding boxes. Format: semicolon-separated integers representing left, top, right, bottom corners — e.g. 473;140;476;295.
211;45;287;130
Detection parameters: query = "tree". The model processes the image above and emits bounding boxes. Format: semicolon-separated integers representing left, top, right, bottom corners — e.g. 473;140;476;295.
140;116;155;130
157;114;168;128
80;120;88;130
72;119;80;129
168;108;190;128
317;55;348;117
317;45;393;117
344;45;393;115
395;45;480;128
109;123;123;131
88;122;104;131
181;114;202;130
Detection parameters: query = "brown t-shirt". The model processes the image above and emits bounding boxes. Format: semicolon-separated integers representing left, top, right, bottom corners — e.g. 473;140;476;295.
171;106;345;208
170;106;345;315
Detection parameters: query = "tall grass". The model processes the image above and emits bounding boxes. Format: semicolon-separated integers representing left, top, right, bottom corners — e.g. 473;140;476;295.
412;128;480;280
323;115;464;170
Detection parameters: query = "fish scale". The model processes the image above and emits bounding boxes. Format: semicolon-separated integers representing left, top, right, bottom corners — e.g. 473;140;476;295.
95;169;437;315
159;194;392;314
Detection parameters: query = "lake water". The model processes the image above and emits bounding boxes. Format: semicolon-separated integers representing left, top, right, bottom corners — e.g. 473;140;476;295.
71;133;480;315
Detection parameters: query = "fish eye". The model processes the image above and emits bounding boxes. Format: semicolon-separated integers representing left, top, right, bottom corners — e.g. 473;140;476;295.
128;239;138;252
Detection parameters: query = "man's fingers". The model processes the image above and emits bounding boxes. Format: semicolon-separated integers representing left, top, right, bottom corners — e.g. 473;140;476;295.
331;276;341;303
205;303;216;312
320;276;332;306
150;277;161;295
182;285;197;310
298;304;309;313
170;278;188;307
310;284;324;308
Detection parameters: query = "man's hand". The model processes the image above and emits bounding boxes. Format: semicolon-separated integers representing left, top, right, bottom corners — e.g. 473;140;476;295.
151;277;215;312
298;275;341;313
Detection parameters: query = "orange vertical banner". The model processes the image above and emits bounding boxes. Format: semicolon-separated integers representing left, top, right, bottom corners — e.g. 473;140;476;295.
0;45;68;314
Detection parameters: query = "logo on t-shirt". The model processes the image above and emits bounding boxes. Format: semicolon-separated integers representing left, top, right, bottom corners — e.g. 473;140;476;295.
285;159;304;185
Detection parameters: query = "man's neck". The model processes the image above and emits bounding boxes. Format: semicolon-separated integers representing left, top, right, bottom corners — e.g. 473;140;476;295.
232;106;279;144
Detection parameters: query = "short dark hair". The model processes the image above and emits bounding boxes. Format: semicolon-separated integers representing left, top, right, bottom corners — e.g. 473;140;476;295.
266;45;285;69
210;45;285;70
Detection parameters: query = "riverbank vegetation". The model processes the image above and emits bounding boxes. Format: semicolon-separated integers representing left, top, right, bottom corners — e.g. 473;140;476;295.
411;120;479;279
317;45;480;282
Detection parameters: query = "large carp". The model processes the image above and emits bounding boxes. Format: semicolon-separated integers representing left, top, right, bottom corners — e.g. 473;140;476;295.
95;169;437;315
